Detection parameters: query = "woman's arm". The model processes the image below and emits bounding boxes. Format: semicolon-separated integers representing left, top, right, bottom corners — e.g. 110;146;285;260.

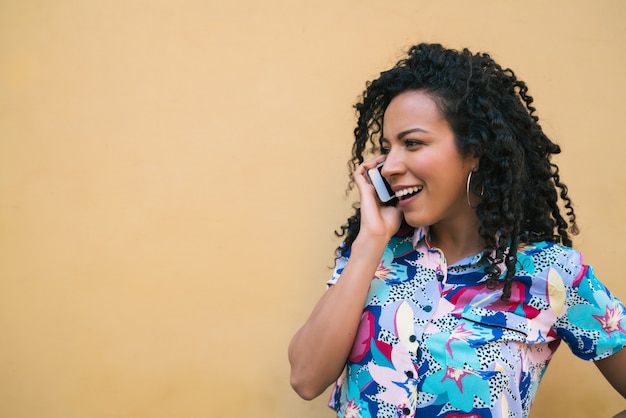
288;235;389;399
594;346;626;417
288;157;402;400
595;346;626;397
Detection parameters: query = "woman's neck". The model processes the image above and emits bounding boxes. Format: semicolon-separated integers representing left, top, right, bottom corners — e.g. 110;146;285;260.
429;217;485;265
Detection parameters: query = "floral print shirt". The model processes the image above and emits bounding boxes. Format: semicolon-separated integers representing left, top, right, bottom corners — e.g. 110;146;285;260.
327;226;626;418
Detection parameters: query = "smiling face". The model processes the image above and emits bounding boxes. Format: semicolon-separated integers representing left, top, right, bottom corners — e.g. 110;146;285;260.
380;90;479;232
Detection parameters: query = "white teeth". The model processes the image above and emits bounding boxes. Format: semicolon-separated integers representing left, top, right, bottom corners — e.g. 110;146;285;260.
396;186;423;198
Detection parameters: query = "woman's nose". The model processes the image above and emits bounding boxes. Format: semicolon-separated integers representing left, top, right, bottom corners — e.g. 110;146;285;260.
380;150;403;179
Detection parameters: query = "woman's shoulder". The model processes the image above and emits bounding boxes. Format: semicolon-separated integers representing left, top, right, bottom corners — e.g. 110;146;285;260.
516;240;585;285
518;240;580;260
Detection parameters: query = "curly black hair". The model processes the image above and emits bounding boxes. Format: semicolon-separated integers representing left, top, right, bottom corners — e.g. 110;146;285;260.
335;43;578;301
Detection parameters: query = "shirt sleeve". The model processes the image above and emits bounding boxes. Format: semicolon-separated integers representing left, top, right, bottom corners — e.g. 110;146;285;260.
326;250;349;287
554;252;626;361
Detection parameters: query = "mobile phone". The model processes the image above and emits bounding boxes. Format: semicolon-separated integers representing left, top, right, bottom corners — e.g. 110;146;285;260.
367;162;396;203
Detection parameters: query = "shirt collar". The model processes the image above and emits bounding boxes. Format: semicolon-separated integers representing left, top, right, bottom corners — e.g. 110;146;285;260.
411;226;429;249
411;225;490;267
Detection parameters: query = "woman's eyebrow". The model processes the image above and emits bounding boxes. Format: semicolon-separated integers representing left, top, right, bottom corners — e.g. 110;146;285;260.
397;127;429;139
381;127;429;143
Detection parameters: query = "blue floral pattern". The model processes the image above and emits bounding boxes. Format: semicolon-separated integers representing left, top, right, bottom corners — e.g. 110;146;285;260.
327;227;626;417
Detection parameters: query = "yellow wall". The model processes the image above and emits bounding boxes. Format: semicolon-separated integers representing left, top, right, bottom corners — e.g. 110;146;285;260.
1;0;625;417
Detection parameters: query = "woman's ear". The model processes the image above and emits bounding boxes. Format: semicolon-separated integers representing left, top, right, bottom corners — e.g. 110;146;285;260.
469;155;480;172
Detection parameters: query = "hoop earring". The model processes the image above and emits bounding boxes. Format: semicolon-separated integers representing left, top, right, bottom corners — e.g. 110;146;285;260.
466;171;484;209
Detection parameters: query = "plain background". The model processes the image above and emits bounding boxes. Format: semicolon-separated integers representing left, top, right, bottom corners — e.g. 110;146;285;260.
1;0;625;417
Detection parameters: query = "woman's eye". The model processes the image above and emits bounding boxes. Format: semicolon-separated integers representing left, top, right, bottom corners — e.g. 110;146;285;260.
380;147;390;155
405;140;424;148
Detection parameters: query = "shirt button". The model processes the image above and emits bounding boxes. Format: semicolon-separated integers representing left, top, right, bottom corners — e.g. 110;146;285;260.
423;305;432;312
402;407;411;415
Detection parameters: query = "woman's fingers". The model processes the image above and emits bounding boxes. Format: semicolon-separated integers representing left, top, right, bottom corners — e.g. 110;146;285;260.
353;156;387;197
353;157;402;239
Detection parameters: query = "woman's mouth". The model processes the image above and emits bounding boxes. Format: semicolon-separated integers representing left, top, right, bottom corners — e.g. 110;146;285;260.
395;186;423;200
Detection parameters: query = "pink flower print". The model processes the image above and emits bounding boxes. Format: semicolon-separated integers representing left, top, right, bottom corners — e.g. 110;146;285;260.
441;366;479;393
343;399;360;418
592;305;626;338
349;311;375;362
446;322;473;357
374;260;392;280
368;343;418;416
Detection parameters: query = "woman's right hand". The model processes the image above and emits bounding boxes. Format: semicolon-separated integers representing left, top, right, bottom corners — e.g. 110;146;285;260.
352;156;403;243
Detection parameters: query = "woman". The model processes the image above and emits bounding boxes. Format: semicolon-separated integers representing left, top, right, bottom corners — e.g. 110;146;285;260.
288;43;626;417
